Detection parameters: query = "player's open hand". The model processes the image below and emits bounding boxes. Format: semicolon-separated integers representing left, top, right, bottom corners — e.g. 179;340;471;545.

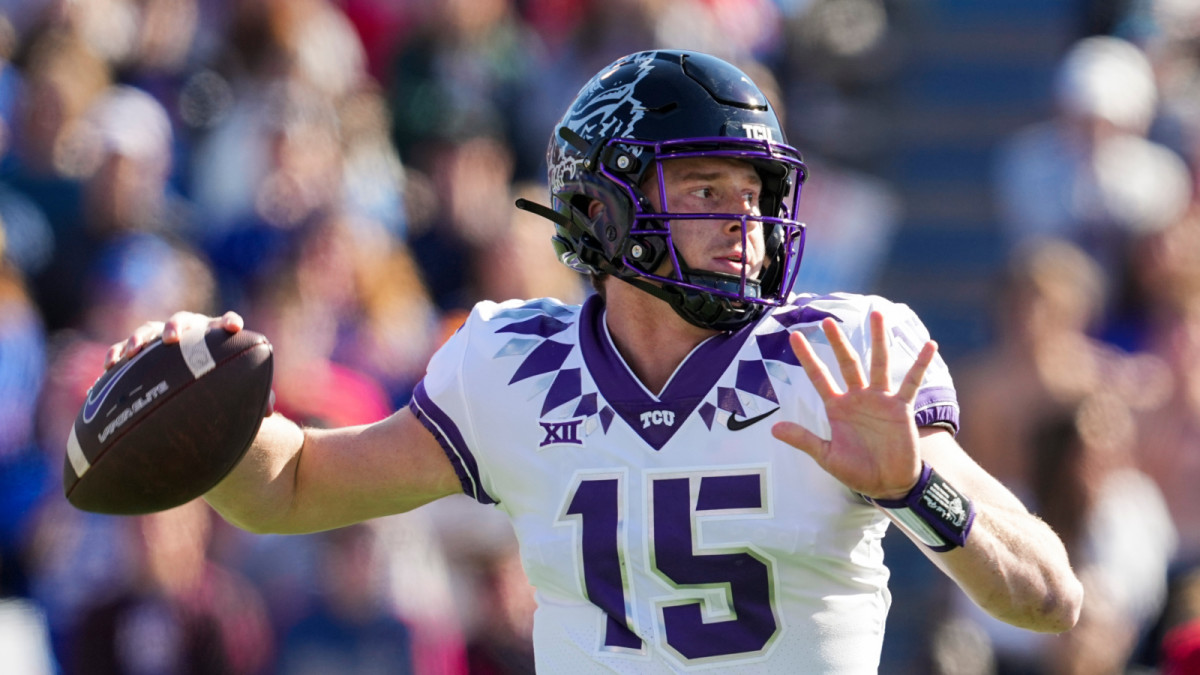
104;311;244;369
771;311;937;501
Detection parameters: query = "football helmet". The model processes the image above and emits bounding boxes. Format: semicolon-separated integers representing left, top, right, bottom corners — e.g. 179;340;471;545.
517;50;808;331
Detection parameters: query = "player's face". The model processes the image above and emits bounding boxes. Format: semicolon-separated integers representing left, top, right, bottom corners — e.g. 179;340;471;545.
644;157;766;279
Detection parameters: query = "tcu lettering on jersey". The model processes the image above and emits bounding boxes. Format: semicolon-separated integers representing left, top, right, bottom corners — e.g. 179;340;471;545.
639;410;675;429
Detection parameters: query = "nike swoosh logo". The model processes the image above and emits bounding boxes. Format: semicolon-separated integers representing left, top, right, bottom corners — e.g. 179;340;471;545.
727;407;780;431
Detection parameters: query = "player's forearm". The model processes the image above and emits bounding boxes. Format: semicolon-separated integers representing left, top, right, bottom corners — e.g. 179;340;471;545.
204;412;307;534
206;408;463;534
893;431;1083;633
932;503;1083;633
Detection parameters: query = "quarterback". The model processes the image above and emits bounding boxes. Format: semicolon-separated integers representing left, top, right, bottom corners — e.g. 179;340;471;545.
108;51;1081;672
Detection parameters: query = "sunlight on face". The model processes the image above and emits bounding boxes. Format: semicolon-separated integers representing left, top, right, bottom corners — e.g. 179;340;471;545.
643;157;765;279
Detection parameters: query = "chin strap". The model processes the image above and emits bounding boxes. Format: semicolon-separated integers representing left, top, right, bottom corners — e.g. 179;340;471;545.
612;273;763;332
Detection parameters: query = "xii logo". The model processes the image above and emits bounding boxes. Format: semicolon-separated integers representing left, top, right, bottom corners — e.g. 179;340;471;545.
539;418;585;447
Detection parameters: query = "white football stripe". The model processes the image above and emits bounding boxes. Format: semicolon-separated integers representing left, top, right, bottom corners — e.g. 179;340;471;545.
179;325;217;379
66;424;90;478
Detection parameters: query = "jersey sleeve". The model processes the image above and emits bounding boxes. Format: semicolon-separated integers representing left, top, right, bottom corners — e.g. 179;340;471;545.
866;297;960;434
408;304;499;505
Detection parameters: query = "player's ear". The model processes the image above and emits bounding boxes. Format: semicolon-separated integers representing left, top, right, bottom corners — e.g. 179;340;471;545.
588;200;605;221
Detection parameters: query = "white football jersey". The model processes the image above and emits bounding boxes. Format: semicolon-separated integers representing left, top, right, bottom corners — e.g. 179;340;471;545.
410;293;958;673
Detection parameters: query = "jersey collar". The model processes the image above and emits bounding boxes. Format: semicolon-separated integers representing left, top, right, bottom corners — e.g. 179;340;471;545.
579;295;757;450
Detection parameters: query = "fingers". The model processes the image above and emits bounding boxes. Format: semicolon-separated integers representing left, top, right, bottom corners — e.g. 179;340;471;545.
216;310;245;333
104;311;245;369
791;314;935;403
771;421;828;462
821;319;867;390
868;311;891;390
105;321;165;369
789;330;841;400
896;340;938;403
161;311;208;342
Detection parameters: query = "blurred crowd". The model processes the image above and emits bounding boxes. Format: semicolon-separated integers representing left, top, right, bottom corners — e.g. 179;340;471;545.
0;0;1198;673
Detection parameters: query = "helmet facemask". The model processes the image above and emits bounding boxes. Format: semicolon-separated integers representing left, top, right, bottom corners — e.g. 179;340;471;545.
591;136;808;331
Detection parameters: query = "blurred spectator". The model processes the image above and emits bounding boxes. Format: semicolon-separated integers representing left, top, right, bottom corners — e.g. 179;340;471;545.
994;36;1193;295
373;510;470;675
406;134;517;312
243;243;392;430
67;501;274;675
338;83;407;239
386;0;544;177
1134;295;1200;567
674;0;784;61
423;497;534;675
31;83;194;332
776;0;909;171
0;248;45;462
0;593;56;675
0;54;56;279
953;395;1175;674
1094;205;1200;568
957;238;1170;498
509;0;656;176
190;0;374;240
0;245;48;598
78;233;217;345
461;547;536;674
333;0;414;82
1161;568;1200;674
276;524;416;675
789;157;901;294
276;208;435;410
473;181;588;306
1032;393;1171;672
1136;0;1200;173
22;337;139;666
329;231;442;408
1;29;107;238
1029;395;1175;675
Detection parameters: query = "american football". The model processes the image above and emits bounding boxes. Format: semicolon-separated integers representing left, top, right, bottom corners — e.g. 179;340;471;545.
64;326;274;515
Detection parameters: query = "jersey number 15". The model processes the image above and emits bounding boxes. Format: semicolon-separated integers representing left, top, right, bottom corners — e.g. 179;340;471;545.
560;470;781;664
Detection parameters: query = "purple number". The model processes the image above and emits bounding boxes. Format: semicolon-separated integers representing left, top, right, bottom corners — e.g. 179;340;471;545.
652;474;777;660
565;476;643;650
565;471;778;662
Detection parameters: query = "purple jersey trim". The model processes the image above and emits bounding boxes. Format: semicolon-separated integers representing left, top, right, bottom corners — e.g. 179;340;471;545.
409;379;497;505
578;295;757;450
913;386;959;434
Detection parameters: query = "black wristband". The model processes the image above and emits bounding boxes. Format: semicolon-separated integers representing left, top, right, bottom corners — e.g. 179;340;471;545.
865;461;975;552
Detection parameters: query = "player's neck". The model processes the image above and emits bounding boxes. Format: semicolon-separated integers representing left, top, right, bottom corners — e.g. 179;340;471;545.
602;280;718;395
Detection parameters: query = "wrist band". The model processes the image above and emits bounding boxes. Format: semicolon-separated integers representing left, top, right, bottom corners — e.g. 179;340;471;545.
865;461;975;552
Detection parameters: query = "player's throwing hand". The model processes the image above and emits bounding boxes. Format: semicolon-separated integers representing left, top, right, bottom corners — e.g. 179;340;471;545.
771;310;938;501
104;311;244;369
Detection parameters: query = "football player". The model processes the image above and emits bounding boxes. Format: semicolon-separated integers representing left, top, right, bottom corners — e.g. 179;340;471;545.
107;50;1081;672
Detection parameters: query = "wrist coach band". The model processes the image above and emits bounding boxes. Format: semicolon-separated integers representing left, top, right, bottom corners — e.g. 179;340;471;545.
866;461;975;552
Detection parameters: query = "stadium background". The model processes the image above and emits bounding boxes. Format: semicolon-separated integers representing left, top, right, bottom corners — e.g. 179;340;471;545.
1;0;1198;673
